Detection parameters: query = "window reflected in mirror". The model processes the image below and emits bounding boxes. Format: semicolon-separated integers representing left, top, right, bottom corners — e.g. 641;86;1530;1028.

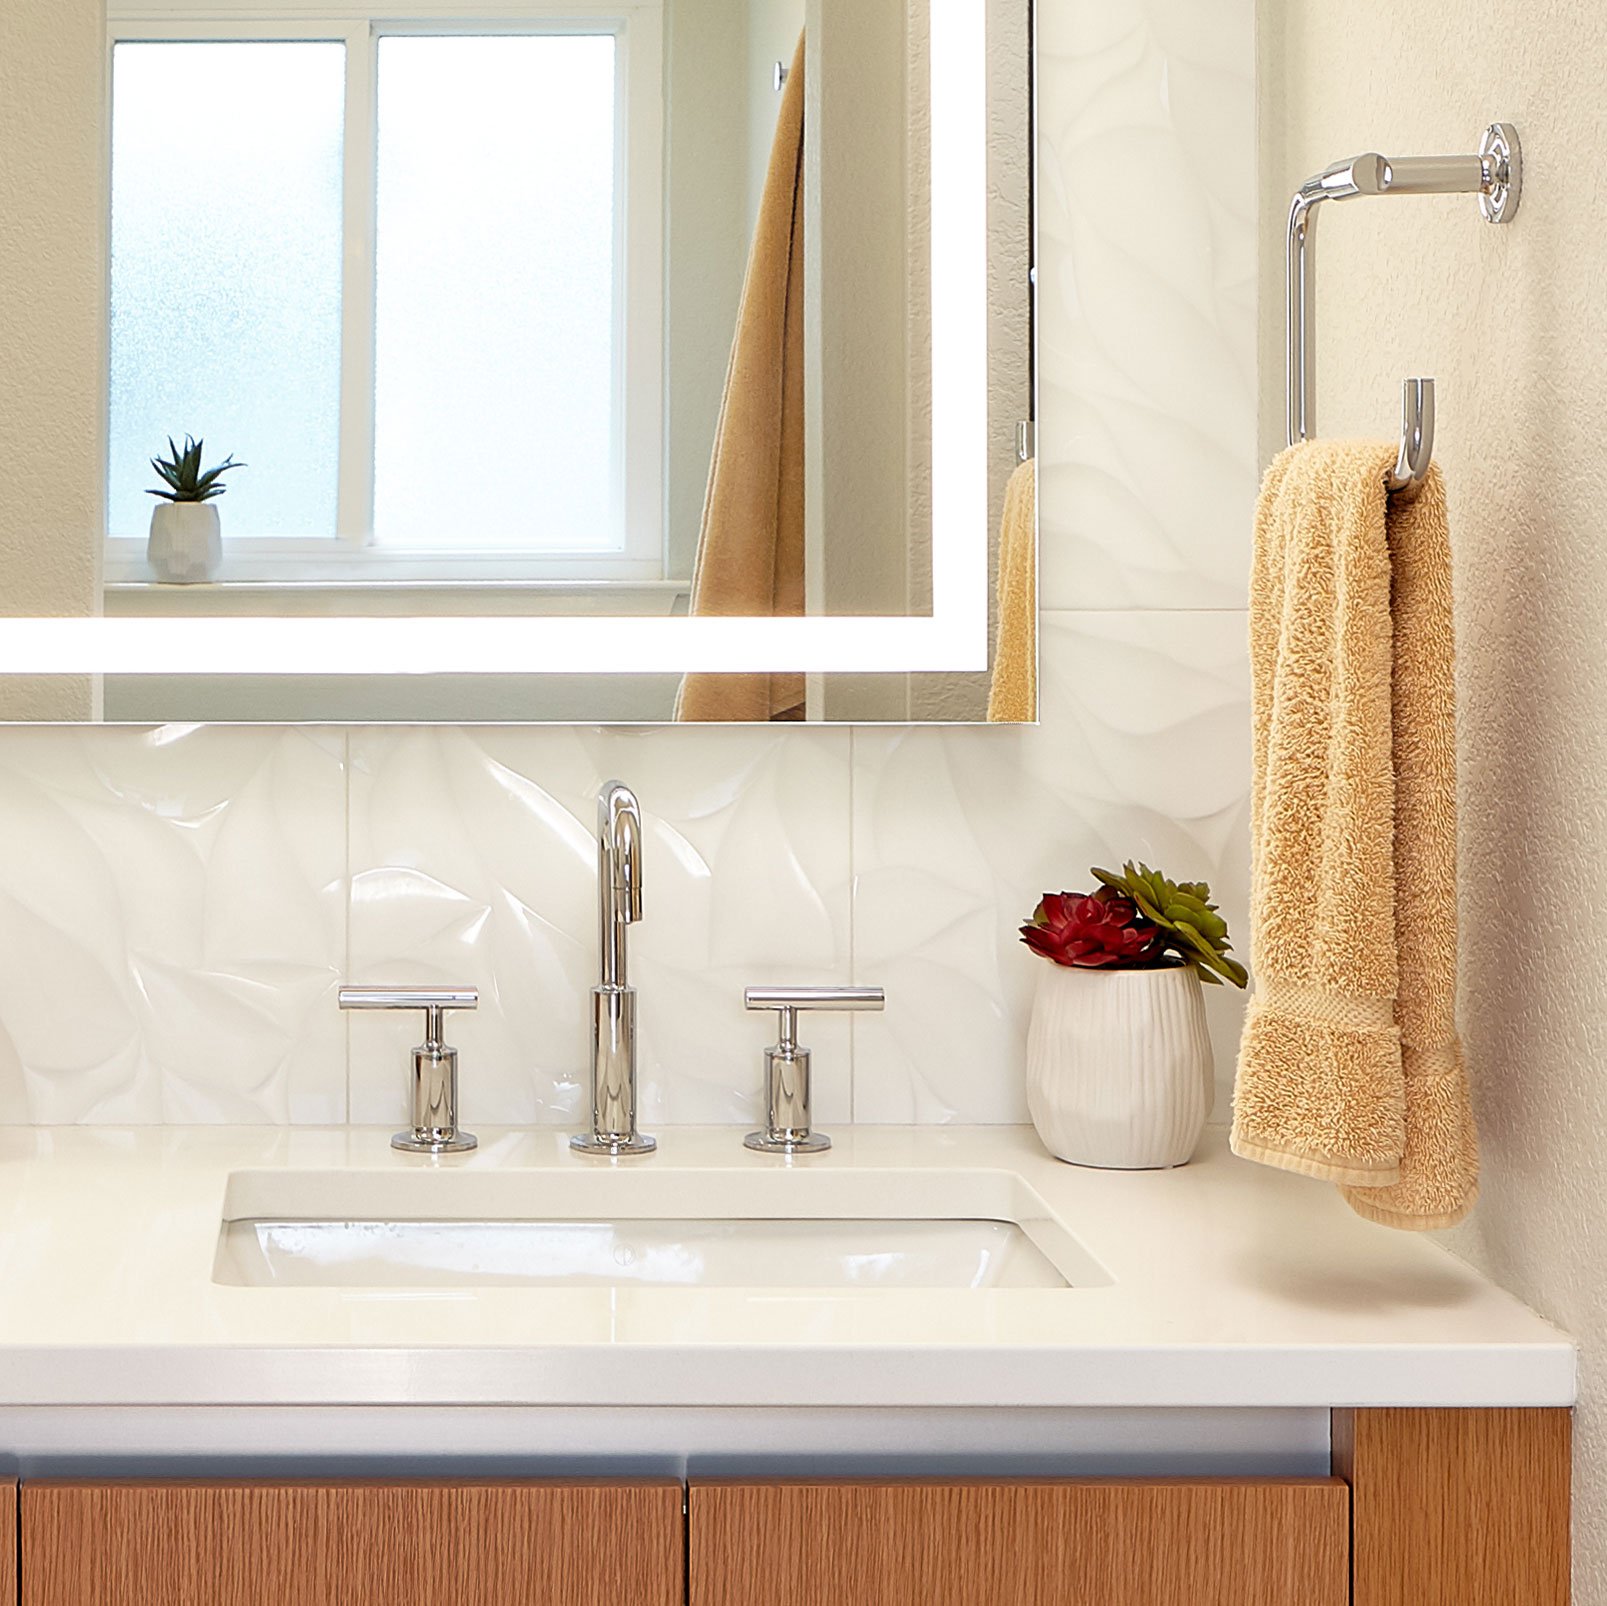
109;41;347;541
373;34;621;554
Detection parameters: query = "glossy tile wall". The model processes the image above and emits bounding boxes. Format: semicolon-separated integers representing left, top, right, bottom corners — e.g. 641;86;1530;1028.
0;0;1257;1127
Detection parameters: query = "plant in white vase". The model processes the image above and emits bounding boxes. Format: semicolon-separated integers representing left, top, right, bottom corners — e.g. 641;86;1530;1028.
145;434;244;584
1019;862;1248;1170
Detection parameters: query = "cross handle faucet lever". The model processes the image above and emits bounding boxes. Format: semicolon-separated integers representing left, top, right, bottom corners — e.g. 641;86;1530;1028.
339;985;479;1154
743;986;886;1155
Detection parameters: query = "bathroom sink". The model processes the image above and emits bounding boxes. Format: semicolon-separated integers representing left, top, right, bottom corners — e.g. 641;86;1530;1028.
212;1166;1108;1291
217;1216;1071;1289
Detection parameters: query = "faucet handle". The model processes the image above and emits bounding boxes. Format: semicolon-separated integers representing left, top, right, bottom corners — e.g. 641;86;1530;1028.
338;986;479;1015
340;985;479;1155
745;986;886;1017
742;986;886;1155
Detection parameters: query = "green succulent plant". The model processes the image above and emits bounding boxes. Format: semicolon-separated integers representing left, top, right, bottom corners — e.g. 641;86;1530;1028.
147;435;244;503
1091;861;1248;988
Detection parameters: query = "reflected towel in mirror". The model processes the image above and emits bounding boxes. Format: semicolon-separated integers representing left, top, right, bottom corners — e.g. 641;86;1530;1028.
987;458;1037;722
675;31;808;723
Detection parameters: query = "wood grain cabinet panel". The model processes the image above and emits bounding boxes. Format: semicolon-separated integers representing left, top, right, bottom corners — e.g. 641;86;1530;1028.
1335;1407;1572;1606
688;1478;1349;1606
2;1480;15;1606
21;1480;684;1606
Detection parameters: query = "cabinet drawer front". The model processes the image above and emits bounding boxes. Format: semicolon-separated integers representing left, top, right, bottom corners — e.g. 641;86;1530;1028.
690;1478;1348;1606
23;1480;683;1606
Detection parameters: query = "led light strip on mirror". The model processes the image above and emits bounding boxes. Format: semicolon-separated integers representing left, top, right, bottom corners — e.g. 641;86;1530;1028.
0;1;991;678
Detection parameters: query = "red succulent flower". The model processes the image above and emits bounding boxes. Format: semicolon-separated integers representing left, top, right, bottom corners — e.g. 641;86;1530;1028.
1019;887;1164;970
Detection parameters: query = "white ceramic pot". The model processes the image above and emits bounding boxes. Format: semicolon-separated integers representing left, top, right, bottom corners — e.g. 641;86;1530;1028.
147;500;222;584
1025;963;1214;1169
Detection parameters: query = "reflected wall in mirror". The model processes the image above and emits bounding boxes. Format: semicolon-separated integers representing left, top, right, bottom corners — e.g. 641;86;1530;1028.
0;0;1034;723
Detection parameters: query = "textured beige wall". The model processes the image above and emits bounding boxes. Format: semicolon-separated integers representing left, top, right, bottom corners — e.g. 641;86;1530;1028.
1262;3;1607;1597
0;0;103;717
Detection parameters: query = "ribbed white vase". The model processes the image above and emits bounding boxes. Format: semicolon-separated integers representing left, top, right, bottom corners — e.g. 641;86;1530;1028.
1026;963;1214;1169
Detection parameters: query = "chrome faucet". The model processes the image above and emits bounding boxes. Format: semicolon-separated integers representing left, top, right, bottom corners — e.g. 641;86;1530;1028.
571;781;657;1157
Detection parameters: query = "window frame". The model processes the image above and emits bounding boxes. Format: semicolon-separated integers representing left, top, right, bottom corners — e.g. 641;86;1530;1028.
103;0;667;586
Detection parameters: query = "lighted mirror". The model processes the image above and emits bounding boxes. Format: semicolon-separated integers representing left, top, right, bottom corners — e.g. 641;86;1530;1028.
0;0;1034;723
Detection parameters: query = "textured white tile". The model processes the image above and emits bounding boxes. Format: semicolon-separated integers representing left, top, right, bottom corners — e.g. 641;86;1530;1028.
347;726;854;1132
1036;0;1258;610
0;726;348;1122
851;611;1251;1123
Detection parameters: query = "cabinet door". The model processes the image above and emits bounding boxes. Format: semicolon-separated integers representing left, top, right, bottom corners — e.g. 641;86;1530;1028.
690;1478;1348;1606
23;1480;683;1606
1335;1407;1571;1606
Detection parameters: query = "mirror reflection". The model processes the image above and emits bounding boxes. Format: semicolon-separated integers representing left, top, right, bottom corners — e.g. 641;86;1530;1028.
0;0;1036;723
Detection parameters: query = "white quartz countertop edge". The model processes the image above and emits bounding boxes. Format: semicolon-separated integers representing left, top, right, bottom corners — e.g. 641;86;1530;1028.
0;1344;1574;1411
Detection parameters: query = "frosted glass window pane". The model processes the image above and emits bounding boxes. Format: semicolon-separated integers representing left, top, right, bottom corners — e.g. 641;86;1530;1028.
374;35;618;551
109;42;345;539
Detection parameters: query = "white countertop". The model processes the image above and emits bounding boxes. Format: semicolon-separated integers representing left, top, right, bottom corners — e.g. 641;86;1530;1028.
0;1125;1574;1413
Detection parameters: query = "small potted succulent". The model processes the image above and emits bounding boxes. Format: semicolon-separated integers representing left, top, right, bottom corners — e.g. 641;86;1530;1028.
1019;862;1247;1169
145;435;244;584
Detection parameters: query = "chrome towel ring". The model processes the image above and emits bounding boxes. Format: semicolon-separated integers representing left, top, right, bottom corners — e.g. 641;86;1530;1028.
1285;123;1522;499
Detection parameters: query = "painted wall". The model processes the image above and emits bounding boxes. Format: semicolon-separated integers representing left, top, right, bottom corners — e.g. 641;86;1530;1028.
745;0;804;229
0;0;1258;1128
665;0;752;586
0;0;103;719
1261;1;1607;1597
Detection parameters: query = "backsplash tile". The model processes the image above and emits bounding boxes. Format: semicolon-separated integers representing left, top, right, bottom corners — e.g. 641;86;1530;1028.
0;726;346;1122
1036;0;1256;612
851;611;1251;1124
0;639;1250;1131
346;725;854;1130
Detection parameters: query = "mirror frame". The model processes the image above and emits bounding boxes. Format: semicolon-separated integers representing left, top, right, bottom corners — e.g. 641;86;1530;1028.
0;0;991;679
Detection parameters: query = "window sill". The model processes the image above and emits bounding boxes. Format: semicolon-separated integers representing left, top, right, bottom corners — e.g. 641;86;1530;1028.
105;539;666;583
103;577;690;619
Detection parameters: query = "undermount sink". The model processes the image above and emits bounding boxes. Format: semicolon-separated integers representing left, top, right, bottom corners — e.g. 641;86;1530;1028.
212;1165;1109;1291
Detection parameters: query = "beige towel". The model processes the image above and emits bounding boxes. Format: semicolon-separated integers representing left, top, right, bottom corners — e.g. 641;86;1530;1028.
987;459;1038;722
1230;440;1478;1231
675;33;807;724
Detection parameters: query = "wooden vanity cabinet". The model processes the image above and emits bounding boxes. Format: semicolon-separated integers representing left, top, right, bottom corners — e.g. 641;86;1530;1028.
688;1477;1349;1606
4;1410;1574;1606
19;1480;684;1606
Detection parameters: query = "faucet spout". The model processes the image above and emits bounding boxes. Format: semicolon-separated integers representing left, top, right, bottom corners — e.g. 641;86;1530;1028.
597;781;642;988
573;781;656;1157
609;786;643;923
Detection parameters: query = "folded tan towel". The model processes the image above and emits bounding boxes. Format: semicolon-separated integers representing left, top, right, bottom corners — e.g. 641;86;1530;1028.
1231;440;1478;1231
987;458;1037;723
675;33;807;724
